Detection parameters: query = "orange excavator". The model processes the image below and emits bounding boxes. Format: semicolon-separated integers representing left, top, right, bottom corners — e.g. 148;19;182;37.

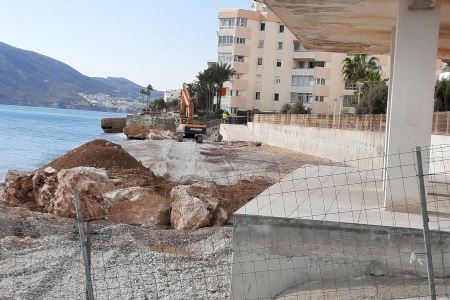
176;83;207;143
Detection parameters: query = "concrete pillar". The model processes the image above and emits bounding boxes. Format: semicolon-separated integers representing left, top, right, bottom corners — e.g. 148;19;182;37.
384;0;440;209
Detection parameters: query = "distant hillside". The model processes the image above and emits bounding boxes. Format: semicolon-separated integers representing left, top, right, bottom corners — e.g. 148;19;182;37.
0;42;162;112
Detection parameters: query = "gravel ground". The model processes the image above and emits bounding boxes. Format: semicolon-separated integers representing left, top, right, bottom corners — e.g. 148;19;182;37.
0;201;232;300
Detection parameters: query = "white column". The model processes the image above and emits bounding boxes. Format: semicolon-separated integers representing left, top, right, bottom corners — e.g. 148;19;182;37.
384;0;440;209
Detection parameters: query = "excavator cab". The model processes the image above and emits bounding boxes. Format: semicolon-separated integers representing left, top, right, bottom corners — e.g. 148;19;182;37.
176;84;207;143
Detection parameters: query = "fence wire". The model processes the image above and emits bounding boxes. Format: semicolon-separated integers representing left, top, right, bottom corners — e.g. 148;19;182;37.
1;143;450;299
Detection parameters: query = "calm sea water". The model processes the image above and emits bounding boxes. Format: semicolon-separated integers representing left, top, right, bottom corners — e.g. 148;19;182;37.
0;104;126;181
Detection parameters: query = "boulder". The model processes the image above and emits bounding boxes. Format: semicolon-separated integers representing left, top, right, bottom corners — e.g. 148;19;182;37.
103;187;172;225
32;167;58;210
170;182;227;230
3;170;34;206
148;129;175;140
123;125;150;140
50;167;116;218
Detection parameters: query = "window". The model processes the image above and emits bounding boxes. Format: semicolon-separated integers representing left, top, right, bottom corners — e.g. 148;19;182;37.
315;96;324;102
279;24;285;33
315;78;326;85
255;92;261;100
345;80;359;90
291;92;313;103
291;75;314;87
276;59;282;67
308;61;315;69
235;37;246;44
257;58;263;66
274;93;279;101
293;60;305;69
256;74;262;83
218;52;232;64
218;35;233;46
235;90;239;96
278;42;283;50
234;55;244;62
315;61;325;68
219;18;235;29
236;17;247;27
343;95;355;107
260;23;266;31
258;40;264;48
294;42;305;52
275;76;281;84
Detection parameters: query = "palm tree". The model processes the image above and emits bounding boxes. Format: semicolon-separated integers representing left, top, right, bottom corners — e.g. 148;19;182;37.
139;89;147;108
208;63;236;111
342;54;379;84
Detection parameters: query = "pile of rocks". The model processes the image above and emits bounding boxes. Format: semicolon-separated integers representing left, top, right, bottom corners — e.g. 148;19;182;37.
123;125;174;140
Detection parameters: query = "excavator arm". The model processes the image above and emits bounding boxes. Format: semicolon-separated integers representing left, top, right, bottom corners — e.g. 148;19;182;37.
179;83;194;124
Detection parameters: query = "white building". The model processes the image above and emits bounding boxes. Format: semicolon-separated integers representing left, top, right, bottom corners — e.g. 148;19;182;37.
163;89;181;103
217;2;391;114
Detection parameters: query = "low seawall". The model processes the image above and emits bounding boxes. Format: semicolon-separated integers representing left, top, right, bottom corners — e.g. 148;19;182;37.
249;122;450;169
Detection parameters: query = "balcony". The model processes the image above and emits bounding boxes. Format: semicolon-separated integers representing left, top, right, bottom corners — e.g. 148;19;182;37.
293;51;315;59
314;67;331;79
291;85;314;93
315;52;332;61
235;26;252;39
231;79;248;90
232;61;249;73
313;84;330;96
234;44;250;56
292;68;315;76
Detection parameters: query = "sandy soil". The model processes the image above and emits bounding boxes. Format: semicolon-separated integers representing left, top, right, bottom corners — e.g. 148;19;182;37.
0;138;325;299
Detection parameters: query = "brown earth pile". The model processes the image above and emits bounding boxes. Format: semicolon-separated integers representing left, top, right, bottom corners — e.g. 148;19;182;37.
45;139;162;189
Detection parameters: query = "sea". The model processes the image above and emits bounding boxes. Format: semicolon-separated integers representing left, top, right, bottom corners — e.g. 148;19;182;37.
0;104;126;182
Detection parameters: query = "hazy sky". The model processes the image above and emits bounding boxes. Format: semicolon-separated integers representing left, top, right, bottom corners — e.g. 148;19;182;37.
0;0;250;90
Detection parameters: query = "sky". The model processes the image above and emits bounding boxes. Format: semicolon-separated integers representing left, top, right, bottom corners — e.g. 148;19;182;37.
0;0;250;91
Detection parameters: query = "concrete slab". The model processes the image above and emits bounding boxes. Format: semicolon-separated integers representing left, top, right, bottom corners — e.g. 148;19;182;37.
220;124;256;142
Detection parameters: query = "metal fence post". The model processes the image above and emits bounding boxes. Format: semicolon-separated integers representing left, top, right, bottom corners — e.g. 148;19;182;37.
74;189;95;300
415;146;437;300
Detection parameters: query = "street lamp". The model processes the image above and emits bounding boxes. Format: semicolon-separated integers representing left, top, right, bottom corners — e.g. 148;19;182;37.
333;98;338;128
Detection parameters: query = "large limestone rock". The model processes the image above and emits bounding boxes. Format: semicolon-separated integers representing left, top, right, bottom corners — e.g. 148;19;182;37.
123;125;150;140
170;182;228;230
32;167;58;210
103;187;172;225
3;171;34;207
50;167;116;218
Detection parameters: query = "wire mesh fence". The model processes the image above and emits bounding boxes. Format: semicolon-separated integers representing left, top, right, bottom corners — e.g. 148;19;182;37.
2;144;450;299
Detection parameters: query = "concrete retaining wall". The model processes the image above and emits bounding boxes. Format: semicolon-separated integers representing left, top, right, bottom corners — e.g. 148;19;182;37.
231;214;450;300
126;114;176;131
249;122;450;169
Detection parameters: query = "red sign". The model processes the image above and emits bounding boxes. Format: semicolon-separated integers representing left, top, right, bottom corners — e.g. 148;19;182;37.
220;87;227;97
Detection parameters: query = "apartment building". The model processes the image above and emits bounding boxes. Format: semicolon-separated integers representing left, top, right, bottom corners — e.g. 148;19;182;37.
217;2;390;114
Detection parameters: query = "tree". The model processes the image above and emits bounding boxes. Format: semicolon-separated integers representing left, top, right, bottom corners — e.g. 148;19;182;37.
356;83;388;114
342;54;379;84
208;63;236;111
435;79;450;112
150;98;166;112
281;103;291;114
291;102;309;114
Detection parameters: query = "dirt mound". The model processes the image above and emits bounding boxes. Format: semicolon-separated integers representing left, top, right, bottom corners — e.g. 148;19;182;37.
45;140;156;188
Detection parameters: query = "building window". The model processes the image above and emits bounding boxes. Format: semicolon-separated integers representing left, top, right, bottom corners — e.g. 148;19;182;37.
276;59;282;67
236;17;247;27
218;52;232;64
308;61;315;69
291;92;313;103
275;76;281;84
219;18;236;29
257;58;263;66
315;96;324;102
218;35;233;46
258;40;264;48
279;24;285;33
260;23;266;31
274;93;279;101
293;60;305;69
315;61;325;67
235;90;239;96
235;37;246;44
278;42;283;50
292;75;314;87
294;42;305;52
234;55;245;62
315;78;326;85
255;92;261;100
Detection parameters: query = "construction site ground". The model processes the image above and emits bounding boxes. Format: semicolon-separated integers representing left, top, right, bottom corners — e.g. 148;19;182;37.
0;136;324;299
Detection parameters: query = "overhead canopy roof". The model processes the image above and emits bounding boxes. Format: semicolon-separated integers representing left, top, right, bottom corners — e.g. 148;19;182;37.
261;0;450;59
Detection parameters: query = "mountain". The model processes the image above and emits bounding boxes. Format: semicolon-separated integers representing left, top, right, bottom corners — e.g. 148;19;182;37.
0;42;162;112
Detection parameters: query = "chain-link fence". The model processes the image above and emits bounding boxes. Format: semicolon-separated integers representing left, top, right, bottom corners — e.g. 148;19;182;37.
2;144;450;299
